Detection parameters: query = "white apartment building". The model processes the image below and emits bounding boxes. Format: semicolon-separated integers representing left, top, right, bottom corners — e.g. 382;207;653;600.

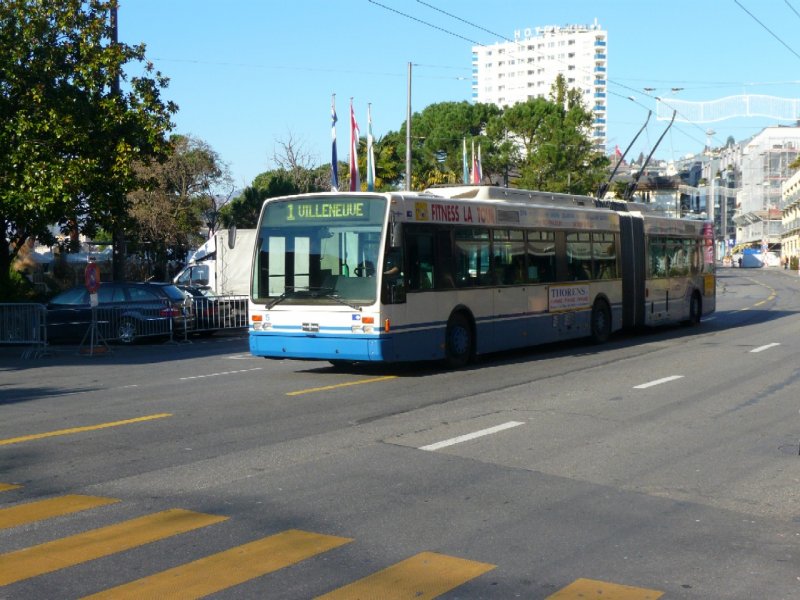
471;19;607;152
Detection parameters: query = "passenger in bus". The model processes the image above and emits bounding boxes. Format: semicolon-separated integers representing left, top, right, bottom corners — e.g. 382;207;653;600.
383;249;402;279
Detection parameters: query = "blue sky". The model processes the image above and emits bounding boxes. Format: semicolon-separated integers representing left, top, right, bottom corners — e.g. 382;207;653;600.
120;0;800;189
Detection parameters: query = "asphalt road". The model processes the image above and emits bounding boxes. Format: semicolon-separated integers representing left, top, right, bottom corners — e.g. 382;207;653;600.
2;267;800;599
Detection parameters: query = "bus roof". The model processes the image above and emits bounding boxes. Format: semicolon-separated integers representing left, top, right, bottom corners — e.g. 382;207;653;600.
423;185;653;213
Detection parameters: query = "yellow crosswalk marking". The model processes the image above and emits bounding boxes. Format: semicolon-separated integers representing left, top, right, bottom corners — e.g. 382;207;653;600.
546;578;664;599
315;551;495;600
0;494;120;530
0;508;227;587
0;483;22;492
0;413;172;446
83;529;353;599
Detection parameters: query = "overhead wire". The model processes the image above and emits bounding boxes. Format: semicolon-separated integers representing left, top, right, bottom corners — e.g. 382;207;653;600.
733;0;800;61
388;0;693;154
402;0;798;154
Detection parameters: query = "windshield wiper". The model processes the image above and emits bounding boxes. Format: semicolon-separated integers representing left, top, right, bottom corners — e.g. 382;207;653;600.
267;286;363;311
266;291;289;309
320;292;362;311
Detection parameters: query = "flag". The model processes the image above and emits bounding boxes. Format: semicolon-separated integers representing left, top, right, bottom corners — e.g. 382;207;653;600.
331;95;339;191
477;143;483;183
614;144;622;162
349;99;360;192
366;104;376;192
462;138;468;184
471;140;480;184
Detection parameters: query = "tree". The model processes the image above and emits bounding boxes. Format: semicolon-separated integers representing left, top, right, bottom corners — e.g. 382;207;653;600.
221;171;300;229
514;75;608;195
0;0;175;296
376;102;501;190
127;134;230;278
271;133;328;193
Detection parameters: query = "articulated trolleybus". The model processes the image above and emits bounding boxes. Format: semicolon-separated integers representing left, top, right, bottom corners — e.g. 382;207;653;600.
248;186;716;368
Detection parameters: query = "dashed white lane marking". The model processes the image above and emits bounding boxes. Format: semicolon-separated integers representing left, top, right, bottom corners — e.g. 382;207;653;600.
750;342;780;353
633;375;684;389
420;421;525;451
179;368;262;381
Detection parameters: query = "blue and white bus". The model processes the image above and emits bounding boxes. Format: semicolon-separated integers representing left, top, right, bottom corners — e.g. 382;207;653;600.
248;185;716;367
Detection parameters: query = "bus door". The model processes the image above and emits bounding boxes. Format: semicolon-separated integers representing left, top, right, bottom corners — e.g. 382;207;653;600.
618;213;645;328
646;237;670;323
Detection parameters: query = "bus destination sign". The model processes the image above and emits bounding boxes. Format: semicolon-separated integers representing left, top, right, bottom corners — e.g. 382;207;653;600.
286;200;368;221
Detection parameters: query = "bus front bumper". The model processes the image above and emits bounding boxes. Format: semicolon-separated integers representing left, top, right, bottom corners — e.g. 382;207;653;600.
249;330;391;362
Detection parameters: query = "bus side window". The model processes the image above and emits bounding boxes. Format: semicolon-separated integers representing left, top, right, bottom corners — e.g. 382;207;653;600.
527;230;556;283
435;229;456;289
566;232;592;281
406;232;435;291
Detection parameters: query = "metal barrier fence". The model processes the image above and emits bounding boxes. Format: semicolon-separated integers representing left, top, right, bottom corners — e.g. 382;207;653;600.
0;303;48;358
182;294;249;334
1;294;248;357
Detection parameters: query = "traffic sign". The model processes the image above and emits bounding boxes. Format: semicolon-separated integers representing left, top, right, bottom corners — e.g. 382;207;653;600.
84;259;100;293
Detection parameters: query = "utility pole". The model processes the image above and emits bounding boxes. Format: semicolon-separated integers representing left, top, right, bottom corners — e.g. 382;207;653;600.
405;62;412;191
110;1;126;281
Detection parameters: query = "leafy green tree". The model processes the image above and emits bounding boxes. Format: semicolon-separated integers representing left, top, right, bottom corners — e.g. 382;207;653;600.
0;0;175;296
376;102;501;190
127;134;229;277
514;75;608;194
221;170;301;228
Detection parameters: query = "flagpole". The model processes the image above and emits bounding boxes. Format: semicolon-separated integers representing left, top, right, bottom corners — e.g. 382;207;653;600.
349;98;360;192
331;93;338;192
367;103;375;192
462;138;468;184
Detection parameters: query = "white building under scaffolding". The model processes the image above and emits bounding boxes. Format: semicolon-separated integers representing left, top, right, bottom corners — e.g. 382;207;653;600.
733;126;800;250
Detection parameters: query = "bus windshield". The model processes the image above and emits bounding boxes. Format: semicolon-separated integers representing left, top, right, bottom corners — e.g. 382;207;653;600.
252;196;386;306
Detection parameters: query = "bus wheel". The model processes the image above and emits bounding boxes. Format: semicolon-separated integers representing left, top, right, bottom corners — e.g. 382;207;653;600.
590;299;611;344
687;292;702;326
445;312;473;369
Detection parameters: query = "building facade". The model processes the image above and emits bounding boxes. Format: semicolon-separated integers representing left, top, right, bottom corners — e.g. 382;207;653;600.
781;169;800;261
733;126;800;250
471;20;607;152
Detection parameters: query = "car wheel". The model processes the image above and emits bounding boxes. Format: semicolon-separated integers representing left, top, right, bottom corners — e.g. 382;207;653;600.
117;318;137;344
